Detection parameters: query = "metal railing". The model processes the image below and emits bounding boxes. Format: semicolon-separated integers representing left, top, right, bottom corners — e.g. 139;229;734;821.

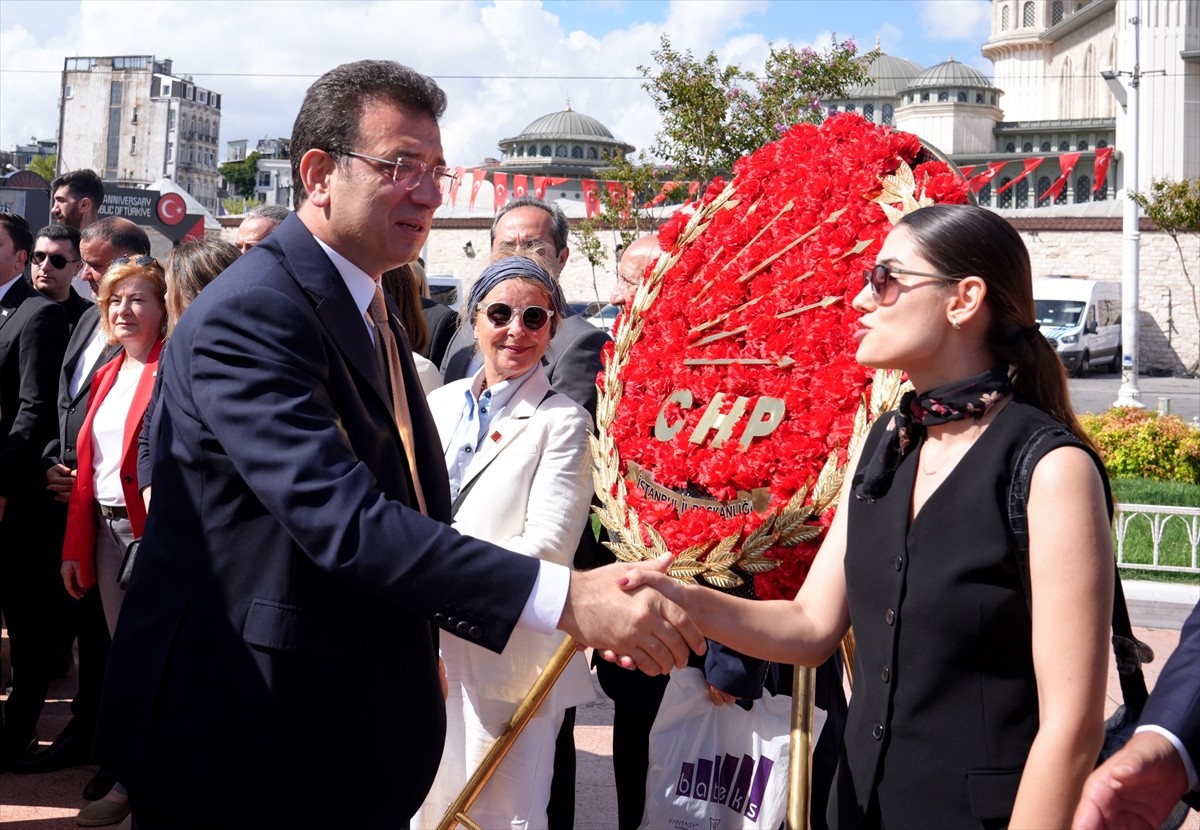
1114;502;1200;575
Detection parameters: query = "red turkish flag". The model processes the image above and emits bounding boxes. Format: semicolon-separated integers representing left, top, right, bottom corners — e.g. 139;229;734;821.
533;176;548;199
1093;146;1113;193
994;157;1044;196
448;166;465;206
968;161;1007;194
1038;152;1081;202
493;172;508;213
469;170;482;209
513;175;528;199
957;165;977;178
648;181;684;207
582;179;600;218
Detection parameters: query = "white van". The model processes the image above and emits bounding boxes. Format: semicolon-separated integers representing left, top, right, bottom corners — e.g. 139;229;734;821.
426;275;462;308
1032;276;1122;375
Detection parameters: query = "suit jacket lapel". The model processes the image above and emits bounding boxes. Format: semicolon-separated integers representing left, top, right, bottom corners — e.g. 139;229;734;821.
461;371;550;488
0;278;31;334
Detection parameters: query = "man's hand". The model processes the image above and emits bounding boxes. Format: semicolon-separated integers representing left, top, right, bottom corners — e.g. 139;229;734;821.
61;560;86;600
46;463;76;504
1073;730;1189;829
557;556;704;676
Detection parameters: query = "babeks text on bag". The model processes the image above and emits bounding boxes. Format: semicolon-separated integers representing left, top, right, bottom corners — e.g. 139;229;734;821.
675;752;775;821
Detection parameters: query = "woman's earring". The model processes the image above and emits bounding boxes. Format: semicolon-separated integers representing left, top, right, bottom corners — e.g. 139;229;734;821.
951;316;961;331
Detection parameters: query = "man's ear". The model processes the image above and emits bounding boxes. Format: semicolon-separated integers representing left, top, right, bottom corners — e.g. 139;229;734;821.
557;245;570;272
78;196;93;216
299;149;337;209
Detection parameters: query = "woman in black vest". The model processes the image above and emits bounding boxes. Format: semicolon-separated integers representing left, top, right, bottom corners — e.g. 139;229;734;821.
616;204;1114;829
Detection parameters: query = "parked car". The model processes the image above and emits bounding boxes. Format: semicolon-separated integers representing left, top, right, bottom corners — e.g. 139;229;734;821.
1032;276;1122;376
586;303;619;333
569;301;604;318
426;275;462;307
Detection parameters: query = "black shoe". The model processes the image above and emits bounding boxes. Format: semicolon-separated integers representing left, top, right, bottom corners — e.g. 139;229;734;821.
10;727;92;773
0;733;38;771
82;767;118;801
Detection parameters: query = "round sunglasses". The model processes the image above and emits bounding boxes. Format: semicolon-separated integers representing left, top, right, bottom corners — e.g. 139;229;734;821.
477;302;555;331
32;251;81;270
863;262;964;301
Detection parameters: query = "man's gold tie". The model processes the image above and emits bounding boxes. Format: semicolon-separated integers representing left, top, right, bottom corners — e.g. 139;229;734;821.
367;286;427;515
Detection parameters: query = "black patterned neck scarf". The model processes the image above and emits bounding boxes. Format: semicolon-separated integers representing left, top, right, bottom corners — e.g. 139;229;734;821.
852;365;1012;502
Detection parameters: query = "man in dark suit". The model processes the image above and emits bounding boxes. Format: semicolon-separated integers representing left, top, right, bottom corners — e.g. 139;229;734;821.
440;196;610;420
0;211;70;769
29;224;90;329
421;296;458;366
1074;599;1200;828
13;219;149;795
95;60;700;829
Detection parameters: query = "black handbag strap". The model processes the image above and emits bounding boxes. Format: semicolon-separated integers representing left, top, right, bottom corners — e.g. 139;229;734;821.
1008;424;1151;713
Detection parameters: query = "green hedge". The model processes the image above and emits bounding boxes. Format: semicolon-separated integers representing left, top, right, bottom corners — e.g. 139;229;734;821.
1080;409;1200;484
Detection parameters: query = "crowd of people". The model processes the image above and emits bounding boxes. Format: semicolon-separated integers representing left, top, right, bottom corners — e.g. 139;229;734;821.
0;58;1195;830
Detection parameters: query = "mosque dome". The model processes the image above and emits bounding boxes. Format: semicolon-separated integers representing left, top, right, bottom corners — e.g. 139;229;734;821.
905;58;999;92
844;52;925;99
497;103;634;167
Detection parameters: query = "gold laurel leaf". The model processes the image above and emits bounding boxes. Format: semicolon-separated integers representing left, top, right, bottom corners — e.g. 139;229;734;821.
702;568;743;589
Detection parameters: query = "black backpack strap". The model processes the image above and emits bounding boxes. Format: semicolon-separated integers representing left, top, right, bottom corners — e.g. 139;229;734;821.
1007;423;1150;713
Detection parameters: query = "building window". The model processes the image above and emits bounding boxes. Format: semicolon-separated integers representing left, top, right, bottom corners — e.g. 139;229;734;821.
130;136;136;155
161;82;171;97
1041;141;1051;151
259;172;272;187
845;103;856;112
1051;0;1064;23
587;146;598;160
555;145;568;157
1075;176;1092;203
862;103;874;121
1097;138;1108;148
1023;1;1035;26
1002;5;1010;29
990;94;996;105
1006;142;1016;152
1022;141;1033;152
978;183;992;206
828;104;839;114
64;84;73;98
957;91;967;102
1037;176;1052;206
921;92;930;102
1078;139;1089;150
976;92;984;103
1095;179;1108;201
1059;140;1070;151
938;91;949;102
1015;179;1030;208
167;144;173;162
540;144;551;156
168;110;175;131
882;103;893;125
1055;182;1068;205
998;178;1013;208
571;145;583;159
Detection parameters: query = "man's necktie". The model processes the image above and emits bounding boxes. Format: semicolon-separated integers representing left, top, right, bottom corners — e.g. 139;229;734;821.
367;287;428;515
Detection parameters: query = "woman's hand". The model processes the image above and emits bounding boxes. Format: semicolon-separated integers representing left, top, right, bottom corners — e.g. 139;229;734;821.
61;560;86;600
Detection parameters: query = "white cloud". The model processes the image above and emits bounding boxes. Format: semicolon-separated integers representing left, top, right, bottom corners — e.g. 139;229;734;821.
917;0;990;42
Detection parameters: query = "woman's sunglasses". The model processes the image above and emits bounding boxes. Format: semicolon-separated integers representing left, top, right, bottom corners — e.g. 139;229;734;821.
478;302;554;331
863;263;965;301
32;251;81;270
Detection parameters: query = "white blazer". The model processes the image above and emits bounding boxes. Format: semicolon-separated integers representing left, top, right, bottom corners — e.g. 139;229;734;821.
426;367;596;724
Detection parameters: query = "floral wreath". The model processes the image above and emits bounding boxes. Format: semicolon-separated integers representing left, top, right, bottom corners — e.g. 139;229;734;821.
593;114;971;601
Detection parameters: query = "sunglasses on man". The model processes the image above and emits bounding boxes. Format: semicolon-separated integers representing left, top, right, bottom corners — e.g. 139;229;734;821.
32;251;81;270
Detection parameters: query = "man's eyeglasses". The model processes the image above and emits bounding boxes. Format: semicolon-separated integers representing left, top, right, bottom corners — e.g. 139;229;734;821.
111;255;159;268
32;251;81;270
478;302;554;332
342;151;458;194
863;262;964;302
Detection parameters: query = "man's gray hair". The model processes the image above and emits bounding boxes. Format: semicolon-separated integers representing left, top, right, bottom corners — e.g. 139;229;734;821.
490;195;569;255
248;203;290;225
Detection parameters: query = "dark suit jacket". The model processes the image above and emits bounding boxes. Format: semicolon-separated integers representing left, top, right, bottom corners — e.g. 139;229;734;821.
95;214;541;828
43;306;120;473
421;295;459;367
1142;599;1200;807
441;311;610;421
0;277;68;502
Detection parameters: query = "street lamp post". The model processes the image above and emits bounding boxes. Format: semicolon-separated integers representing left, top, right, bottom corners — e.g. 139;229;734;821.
1104;9;1145;409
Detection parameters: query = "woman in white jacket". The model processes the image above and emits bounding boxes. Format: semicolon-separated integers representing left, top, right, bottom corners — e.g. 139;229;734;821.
415;253;596;830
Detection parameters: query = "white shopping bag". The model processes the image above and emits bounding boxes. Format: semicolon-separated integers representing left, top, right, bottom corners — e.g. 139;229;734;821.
641;667;825;830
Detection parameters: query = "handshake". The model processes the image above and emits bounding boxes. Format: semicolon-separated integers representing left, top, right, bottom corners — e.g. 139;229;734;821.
556;554;705;675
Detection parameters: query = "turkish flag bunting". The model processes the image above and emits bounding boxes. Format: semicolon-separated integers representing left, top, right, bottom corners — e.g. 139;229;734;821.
493;173;508;213
994;157;1044;196
1093;146;1113;193
533;176;548;199
957;165;977;178
648;181;684;207
513;175;528;199
582;179;600;219
448;166;465;206
1038;152;1081;202
968;161;1007;194
469;170;482;209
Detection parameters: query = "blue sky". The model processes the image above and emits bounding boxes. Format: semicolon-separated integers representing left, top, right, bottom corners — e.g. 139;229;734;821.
0;0;993;167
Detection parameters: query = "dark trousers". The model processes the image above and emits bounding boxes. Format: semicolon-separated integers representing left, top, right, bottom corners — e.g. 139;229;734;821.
546;707;576;829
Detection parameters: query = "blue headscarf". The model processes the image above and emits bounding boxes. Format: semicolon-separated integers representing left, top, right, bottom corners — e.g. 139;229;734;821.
465;255;568;332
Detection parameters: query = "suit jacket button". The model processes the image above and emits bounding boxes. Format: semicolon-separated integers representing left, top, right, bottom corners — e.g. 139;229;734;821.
881;665;890;683
68;406;76;414
885;609;895;625
455;620;471;635
433;613;447;625
468;626;482;639
872;724;884;740
894;556;903;571
66;443;74;452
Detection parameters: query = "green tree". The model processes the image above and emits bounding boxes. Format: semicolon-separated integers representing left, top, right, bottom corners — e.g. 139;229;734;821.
27;154;56;181
1132;177;1200;371
219;151;261;199
639;35;875;183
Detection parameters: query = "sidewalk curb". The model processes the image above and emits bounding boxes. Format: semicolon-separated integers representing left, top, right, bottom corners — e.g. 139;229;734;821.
1122;579;1199;630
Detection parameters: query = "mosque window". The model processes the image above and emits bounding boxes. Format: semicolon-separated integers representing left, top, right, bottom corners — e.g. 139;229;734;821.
571;146;583;159
979;183;992;206
976;92;984;103
516;146;524;157
1095;179;1108;201
828;104;839;114
938;91;949;102
921;92;930;102
1097;138;1108;148
587;146;598;160
1075;176;1091;203
1015;180;1029;209
530;144;538;156
1041;141;1051;151
957;91;967;102
1059;140;1070;151
541;145;551;156
1055;183;1068;205
1077;139;1089;150
1051;0;1064;24
1023;141;1033;152
1006;142;1016;152
863;103;874;120
845;103;856;112
1037;176;1052;206
555;145;567;157
990;94;996;104
882;103;893;125
997;178;1013;208
1023;1;1035;26
1002;5;1010;29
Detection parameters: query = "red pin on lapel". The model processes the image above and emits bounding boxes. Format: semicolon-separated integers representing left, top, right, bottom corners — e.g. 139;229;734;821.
490;431;502;442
